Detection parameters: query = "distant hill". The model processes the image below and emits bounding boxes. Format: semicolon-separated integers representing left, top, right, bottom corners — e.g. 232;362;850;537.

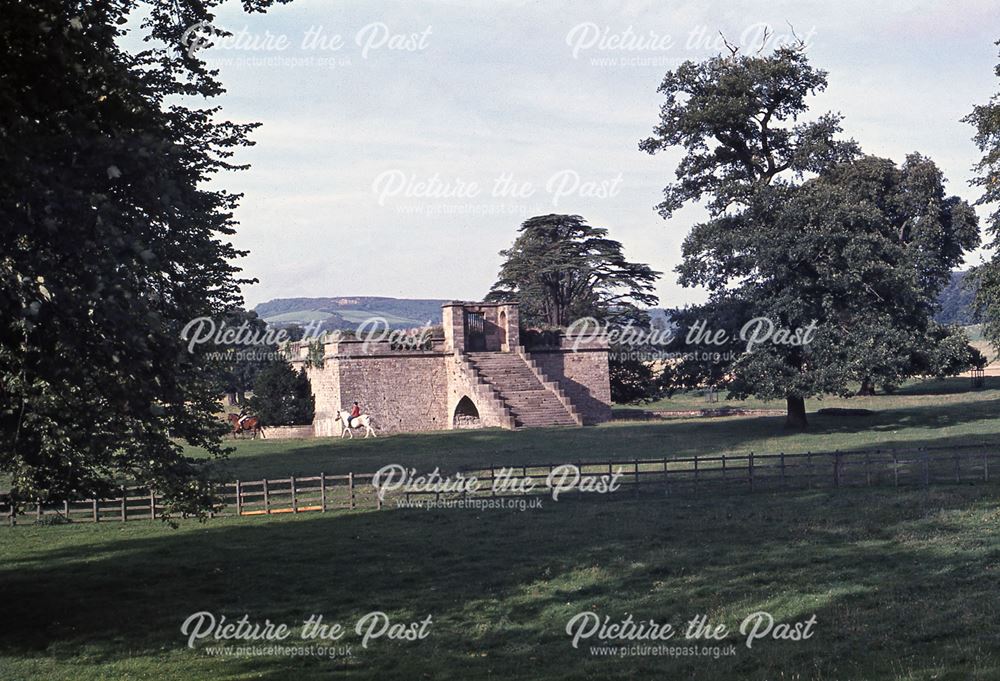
936;271;976;326
254;296;449;330
647;272;976;328
256;274;976;332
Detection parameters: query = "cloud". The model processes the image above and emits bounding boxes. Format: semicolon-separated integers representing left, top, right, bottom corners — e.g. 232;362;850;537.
178;0;998;309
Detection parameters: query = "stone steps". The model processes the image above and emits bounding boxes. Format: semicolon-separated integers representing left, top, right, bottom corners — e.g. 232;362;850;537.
466;352;579;428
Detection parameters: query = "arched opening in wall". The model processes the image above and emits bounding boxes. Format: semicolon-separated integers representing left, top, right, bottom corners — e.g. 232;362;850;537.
453;396;482;429
498;311;507;349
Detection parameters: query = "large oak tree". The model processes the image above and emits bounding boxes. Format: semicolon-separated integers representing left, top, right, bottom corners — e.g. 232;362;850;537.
968;41;1000;352
642;44;978;427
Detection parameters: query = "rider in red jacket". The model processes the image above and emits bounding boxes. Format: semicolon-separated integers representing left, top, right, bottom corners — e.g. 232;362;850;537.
350;402;361;424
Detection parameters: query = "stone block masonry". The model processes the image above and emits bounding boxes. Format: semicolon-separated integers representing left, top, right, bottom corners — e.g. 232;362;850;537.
526;339;613;424
290;302;611;435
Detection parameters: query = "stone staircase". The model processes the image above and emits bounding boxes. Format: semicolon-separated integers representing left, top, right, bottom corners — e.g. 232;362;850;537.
465;352;582;428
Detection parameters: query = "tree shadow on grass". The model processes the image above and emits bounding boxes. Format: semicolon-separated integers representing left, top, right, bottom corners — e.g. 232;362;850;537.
801;396;1000;436
892;375;999;396
1;486;999;680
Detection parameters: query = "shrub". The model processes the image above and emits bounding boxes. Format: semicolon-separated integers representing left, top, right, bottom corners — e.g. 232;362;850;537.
248;362;315;426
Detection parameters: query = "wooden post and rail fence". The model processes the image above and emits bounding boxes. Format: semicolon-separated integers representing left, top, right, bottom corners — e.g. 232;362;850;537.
2;444;998;526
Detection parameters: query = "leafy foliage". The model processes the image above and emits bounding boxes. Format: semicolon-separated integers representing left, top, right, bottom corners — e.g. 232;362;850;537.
609;356;668;404
248;362;315;427
967;41;1000;351
0;0;287;515
487;215;665;403
213;309;277;405
639;44;859;219
936;271;976;326
487;215;660;327
644;45;978;427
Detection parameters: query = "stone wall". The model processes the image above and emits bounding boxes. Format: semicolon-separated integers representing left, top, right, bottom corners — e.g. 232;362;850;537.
264;425;315;439
445;354;515;429
526;332;612;424
300;349;515;434
442;301;519;352
338;352;449;434
289;301;611;435
304;357;342;437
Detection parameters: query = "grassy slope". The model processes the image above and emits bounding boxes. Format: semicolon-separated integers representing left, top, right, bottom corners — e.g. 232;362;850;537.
1;486;998;680
199;378;1000;482
5;379;1000;679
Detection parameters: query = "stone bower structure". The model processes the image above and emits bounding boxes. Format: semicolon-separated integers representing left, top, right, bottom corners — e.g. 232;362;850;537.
290;302;611;436
518;332;613;424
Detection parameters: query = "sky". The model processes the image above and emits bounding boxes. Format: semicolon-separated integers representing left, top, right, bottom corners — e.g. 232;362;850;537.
153;0;999;309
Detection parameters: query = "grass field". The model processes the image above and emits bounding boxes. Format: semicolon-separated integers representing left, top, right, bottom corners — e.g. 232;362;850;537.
634;375;999;412
5;377;1000;680
197;377;1000;482
2;484;999;680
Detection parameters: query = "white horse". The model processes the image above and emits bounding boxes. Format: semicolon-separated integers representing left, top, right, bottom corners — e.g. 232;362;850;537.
335;410;377;439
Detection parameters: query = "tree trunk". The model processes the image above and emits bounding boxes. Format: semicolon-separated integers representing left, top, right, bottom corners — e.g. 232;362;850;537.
785;395;808;429
857;379;875;396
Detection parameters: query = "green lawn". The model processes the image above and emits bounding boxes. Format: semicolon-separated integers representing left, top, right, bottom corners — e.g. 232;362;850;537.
199;377;1000;482
6;377;1000;679
633;376;998;412
2;485;999;680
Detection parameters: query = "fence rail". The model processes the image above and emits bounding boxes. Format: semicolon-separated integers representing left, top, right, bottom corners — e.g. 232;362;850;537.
3;444;998;526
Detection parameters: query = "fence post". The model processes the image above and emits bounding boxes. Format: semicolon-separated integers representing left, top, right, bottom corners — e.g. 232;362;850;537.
290;476;297;513
748;452;754;492
490;464;496;498
150;490;156;520
693;456;699;488
93;498;99;522
634;459;640;494
320;473;327;512
121;487;127;522
63;499;69;519
263;479;270;514
235;481;242;516
36;499;42;521
721;454;727;480
8;502;15;527
349;472;355;509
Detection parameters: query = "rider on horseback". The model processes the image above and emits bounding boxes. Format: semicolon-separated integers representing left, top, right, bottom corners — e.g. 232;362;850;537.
238;406;251;428
349;402;361;428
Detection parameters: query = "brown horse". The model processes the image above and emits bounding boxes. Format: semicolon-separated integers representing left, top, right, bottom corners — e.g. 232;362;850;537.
228;413;265;439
